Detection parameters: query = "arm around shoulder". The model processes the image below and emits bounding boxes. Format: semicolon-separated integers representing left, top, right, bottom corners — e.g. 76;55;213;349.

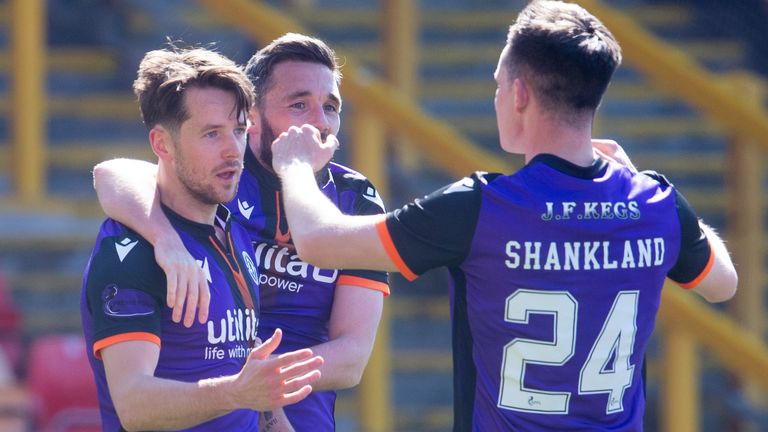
93;158;170;244
94;158;210;326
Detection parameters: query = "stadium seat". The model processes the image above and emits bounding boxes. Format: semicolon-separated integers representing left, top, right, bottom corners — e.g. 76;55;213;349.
0;273;22;382
26;334;101;432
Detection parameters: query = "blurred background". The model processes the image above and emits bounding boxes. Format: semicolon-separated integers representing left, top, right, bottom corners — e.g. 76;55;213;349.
0;0;766;431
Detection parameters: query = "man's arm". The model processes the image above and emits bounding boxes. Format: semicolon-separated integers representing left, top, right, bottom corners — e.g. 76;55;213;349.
93;159;210;326
309;284;383;391
259;408;295;432
688;222;737;303
102;329;322;431
271;125;396;271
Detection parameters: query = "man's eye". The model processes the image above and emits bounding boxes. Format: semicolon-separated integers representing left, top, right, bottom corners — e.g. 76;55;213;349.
205;130;219;138
291;102;306;109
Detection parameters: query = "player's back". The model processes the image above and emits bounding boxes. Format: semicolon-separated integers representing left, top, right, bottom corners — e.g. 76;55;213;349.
462;155;680;431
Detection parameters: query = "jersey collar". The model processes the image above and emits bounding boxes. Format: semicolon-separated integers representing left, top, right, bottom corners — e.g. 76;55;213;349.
528;153;609;179
161;203;232;239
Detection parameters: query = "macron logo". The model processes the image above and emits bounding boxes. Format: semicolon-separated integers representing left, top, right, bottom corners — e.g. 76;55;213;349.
196;257;213;283
238;199;254;219
443;177;475;194
362;186;385;211
115;238;138;262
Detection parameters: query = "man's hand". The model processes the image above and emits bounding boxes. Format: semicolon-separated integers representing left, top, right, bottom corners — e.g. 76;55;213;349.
154;232;210;327
229;329;324;411
271;125;338;176
592;139;638;174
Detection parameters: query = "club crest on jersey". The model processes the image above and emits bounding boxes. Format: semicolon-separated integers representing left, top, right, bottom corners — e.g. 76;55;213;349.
101;284;155;317
241;251;260;285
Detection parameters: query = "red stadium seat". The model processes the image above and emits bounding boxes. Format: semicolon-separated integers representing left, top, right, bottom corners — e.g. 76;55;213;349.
26;334;101;432
0;273;22;381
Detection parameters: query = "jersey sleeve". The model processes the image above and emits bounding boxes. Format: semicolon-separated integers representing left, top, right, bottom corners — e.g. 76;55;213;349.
84;229;166;358
339;177;389;295
379;173;488;280
668;189;713;287
643;171;713;287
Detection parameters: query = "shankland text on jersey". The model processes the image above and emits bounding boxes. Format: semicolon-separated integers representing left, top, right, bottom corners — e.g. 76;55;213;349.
504;237;665;271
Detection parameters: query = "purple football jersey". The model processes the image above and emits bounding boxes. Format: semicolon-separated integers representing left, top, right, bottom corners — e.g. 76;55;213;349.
81;205;260;431
382;155;711;431
227;147;388;431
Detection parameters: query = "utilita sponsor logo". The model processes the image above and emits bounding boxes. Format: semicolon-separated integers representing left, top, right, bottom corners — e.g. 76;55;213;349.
206;307;259;345
252;242;338;283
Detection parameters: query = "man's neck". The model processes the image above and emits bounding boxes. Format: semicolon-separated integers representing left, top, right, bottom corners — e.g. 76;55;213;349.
524;117;594;167
156;171;218;227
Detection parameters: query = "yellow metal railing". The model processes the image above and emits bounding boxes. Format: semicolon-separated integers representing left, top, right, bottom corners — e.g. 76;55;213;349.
9;0;46;205
579;0;768;147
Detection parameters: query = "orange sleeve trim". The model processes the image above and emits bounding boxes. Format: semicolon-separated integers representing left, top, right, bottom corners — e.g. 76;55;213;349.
93;332;161;360
375;218;418;281
337;275;390;297
679;241;715;290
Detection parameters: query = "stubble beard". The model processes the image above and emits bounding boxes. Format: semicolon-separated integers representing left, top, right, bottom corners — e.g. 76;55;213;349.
174;150;241;206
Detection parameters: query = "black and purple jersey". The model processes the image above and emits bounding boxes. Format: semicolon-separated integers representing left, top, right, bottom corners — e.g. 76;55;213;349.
377;155;712;431
228;146;388;431
80;205;261;431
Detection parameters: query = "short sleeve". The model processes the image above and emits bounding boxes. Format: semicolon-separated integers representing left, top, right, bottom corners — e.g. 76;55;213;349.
383;173;493;277
84;232;166;357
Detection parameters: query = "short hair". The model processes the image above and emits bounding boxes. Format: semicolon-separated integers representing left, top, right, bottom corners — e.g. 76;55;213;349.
133;45;255;133
244;33;341;108
506;0;621;118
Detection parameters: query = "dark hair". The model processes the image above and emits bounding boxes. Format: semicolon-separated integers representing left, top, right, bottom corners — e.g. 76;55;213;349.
506;0;621;118
133;45;254;133
244;33;341;108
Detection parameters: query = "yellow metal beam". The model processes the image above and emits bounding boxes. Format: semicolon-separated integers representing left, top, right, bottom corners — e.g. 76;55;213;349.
578;0;768;148
660;326;699;432
349;108;392;432
9;0;46;204
658;286;768;389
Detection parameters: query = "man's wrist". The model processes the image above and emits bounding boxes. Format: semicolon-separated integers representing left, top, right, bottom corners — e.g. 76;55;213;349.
276;159;314;180
199;374;238;412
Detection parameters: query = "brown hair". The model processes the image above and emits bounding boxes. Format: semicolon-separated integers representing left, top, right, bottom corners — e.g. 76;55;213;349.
506;1;621;118
133;45;255;134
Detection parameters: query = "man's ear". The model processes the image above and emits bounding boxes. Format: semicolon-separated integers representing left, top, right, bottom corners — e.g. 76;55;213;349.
247;106;261;137
513;77;529;112
149;126;173;161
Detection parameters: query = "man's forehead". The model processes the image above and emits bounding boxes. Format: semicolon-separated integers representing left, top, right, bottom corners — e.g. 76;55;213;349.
268;61;340;98
182;89;246;126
